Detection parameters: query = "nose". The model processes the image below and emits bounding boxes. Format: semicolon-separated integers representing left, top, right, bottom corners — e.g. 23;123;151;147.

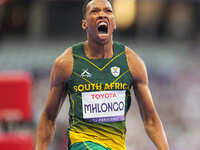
98;10;107;19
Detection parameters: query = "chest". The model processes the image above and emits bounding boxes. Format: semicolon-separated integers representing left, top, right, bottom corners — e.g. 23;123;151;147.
69;57;133;93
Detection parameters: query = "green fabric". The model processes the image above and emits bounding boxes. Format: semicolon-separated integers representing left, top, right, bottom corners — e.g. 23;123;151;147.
68;41;133;122
69;141;112;150
67;41;134;148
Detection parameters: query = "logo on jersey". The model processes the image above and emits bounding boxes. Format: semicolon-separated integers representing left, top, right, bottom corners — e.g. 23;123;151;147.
111;66;120;77
80;69;92;78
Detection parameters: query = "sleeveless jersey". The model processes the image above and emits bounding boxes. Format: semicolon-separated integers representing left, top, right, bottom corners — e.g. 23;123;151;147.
67;41;134;150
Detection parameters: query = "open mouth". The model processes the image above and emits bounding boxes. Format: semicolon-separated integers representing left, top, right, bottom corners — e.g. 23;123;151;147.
97;22;108;34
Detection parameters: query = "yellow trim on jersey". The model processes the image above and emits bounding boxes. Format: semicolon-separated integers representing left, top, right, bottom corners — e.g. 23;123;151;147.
83;142;91;150
113;70;130;83
73;51;125;71
68;91;75;125
72;69;131;93
73;72;93;84
69;127;126;150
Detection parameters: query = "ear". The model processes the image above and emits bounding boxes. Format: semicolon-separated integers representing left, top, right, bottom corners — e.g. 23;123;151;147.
82;19;87;30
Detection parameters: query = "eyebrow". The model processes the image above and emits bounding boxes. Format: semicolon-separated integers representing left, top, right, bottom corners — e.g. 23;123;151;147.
90;7;100;10
90;6;112;11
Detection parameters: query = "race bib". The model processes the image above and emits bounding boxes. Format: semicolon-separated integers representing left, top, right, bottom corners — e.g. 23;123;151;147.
82;90;126;123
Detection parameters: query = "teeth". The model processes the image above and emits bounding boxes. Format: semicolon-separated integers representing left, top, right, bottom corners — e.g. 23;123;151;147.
98;22;107;27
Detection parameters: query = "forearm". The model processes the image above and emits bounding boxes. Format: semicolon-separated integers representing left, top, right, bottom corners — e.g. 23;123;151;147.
144;118;169;150
36;112;56;150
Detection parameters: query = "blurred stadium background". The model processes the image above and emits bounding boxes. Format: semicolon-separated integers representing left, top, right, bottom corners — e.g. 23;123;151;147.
0;0;200;150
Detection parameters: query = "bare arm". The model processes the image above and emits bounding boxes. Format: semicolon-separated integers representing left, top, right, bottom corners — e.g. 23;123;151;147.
36;48;73;150
126;48;169;150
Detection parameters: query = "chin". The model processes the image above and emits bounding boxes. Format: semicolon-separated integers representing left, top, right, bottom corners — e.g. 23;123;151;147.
96;38;110;45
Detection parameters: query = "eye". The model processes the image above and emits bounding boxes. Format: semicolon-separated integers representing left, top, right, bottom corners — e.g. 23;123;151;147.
90;9;98;14
105;9;113;13
91;10;96;13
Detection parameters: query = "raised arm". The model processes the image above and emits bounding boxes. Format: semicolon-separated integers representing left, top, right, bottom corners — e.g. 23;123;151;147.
36;48;73;150
126;47;169;150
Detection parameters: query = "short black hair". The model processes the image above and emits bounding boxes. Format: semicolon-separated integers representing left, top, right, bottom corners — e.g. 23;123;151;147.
82;0;112;18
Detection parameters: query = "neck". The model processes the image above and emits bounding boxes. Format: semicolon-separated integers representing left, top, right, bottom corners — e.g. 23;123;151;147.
84;36;113;59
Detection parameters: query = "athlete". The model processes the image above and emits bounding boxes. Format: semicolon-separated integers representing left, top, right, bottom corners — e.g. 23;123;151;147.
36;0;169;150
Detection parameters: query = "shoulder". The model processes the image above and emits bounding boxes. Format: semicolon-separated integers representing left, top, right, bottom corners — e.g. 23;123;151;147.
55;47;73;65
125;47;144;65
125;46;148;84
52;47;73;81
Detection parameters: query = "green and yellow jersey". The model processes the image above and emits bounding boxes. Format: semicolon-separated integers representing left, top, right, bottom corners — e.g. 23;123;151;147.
67;41;134;150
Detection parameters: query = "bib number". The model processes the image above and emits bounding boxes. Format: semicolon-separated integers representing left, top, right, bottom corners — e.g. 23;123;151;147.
82;90;125;123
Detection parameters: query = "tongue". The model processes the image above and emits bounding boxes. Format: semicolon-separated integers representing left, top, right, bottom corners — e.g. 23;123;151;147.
98;25;107;34
98;22;108;34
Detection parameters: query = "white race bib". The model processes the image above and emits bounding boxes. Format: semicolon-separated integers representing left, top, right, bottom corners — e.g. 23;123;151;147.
82;90;126;123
